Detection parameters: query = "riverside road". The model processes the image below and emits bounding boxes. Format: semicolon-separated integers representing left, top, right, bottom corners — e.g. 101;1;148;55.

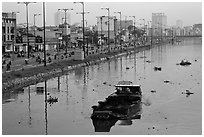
2;38;202;135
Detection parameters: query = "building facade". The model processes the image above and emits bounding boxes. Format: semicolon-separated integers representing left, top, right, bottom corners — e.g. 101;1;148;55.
152;13;167;36
2;12;17;53
176;20;183;28
96;16;117;40
54;11;71;26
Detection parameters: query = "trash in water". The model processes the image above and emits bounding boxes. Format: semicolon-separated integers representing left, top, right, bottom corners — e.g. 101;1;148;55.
126;67;130;70
182;90;194;95
146;60;151;63
164;80;170;83
178;59;192;66
182;90;194;97
47;96;58;105
150;90;156;93
103;82;107;85
154;67;162;71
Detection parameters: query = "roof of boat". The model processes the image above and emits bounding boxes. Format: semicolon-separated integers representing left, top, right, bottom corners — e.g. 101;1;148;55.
115;85;140;87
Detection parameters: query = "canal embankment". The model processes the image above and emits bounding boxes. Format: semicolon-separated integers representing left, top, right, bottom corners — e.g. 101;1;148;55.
2;43;159;92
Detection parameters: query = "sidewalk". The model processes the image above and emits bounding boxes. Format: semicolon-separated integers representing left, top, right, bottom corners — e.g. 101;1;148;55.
2;50;74;73
2;42;148;74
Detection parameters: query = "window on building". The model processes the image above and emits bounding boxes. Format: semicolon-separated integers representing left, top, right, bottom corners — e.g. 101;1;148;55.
7;27;10;33
3;35;6;42
11;35;14;40
2;27;5;33
11;27;14;33
7;35;10;41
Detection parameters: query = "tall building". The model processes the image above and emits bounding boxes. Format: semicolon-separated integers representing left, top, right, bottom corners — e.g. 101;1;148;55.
2;12;17;53
152;13;167;36
54;11;71;26
176;20;183;28
96;16;117;40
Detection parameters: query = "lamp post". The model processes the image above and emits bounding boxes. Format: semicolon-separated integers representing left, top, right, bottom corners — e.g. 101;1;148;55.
17;2;36;59
58;8;73;54
99;16;105;47
101;7;110;53
43;2;46;66
34;13;41;51
114;11;122;51
74;2;90;58
11;11;19;61
129;16;136;49
76;11;89;56
148;21;153;46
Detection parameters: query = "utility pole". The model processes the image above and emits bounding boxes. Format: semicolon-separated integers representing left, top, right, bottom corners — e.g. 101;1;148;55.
34;13;41;51
101;7;110;53
17;2;36;59
74;2;89;58
58;8;73;54
11;11;19;61
43;2;46;66
129;16;136;49
114;11;122;51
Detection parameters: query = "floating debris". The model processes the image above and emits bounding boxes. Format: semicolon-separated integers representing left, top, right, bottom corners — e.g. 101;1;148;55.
146;60;151;63
140;56;147;58
182;90;194;97
103;82;107;85
179;59;192;66
126;67;130;70
150;90;156;93
164;80;170;83
154;67;162;71
47;96;58;104
194;59;197;62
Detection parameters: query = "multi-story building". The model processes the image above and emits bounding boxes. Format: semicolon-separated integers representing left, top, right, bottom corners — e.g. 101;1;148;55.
116;20;133;31
54;11;71;26
176;20;183;28
152;13;167;36
96;16;117;41
183;26;193;36
2;12;17;53
193;24;202;36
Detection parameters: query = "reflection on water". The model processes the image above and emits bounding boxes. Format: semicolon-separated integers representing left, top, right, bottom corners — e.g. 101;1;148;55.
2;38;202;135
91;102;142;132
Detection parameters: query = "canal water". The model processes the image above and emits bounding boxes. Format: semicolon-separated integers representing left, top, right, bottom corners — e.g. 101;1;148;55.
2;38;202;135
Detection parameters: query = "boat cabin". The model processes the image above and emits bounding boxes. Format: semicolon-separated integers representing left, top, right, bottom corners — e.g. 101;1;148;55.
115;85;141;95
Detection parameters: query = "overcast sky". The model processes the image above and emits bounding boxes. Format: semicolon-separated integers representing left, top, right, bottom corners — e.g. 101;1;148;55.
2;1;202;27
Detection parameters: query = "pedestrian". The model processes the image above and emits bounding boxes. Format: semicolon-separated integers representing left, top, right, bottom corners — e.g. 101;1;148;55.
2;59;6;65
8;60;11;66
6;63;10;71
48;56;52;63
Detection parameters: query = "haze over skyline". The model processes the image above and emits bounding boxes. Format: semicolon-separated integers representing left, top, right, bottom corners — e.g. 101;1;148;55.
2;2;202;27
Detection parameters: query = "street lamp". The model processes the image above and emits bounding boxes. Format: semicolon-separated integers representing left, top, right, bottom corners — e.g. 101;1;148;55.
34;13;41;51
58;8;73;24
58;8;73;54
74;2;90;57
11;11;20;61
129;16;136;49
147;21;153;46
101;7;110;52
139;18;145;45
114;11;122;51
74;2;86;58
17;2;36;59
43;2;46;66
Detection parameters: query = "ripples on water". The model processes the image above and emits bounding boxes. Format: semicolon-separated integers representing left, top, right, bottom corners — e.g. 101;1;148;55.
2;38;202;135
